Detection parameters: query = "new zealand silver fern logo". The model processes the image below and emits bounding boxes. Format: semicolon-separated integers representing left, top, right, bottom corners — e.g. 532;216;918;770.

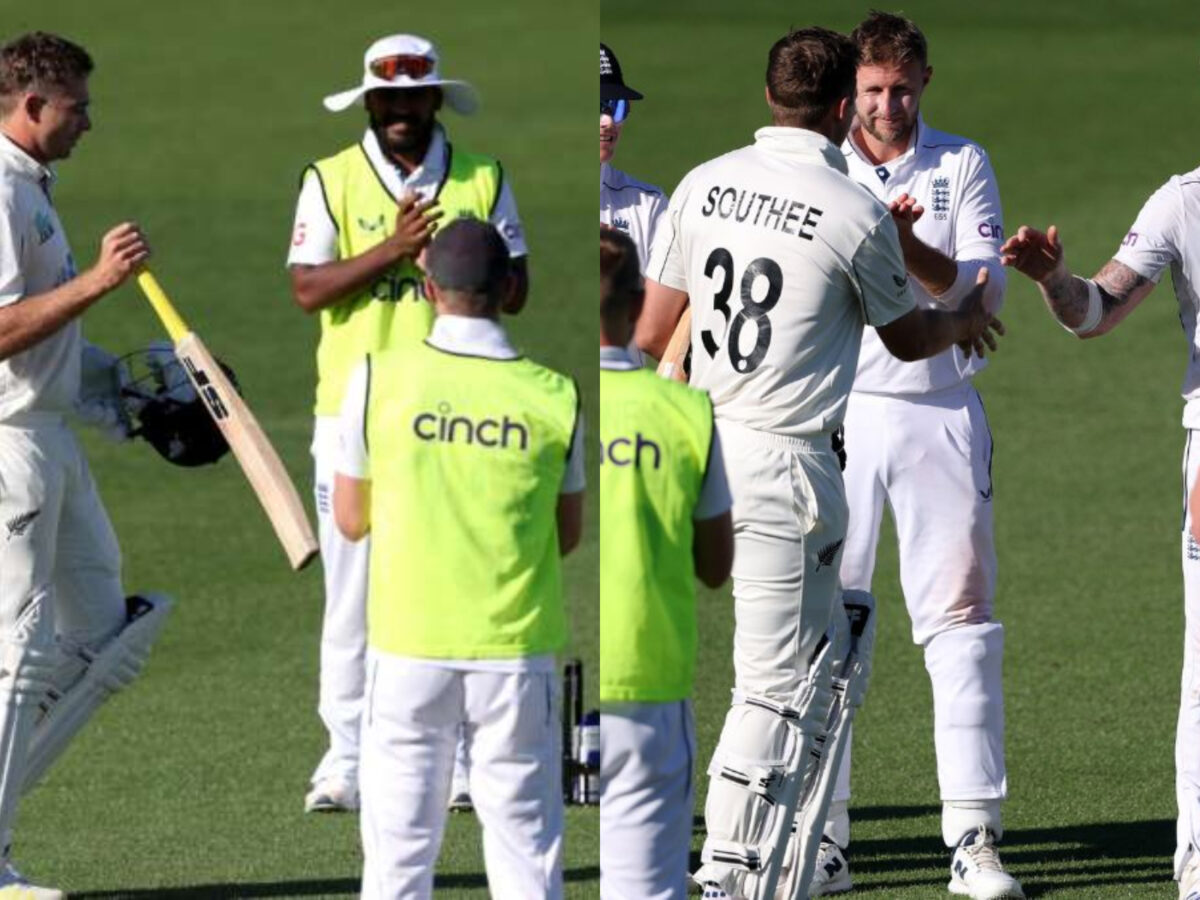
6;509;40;541
816;538;844;571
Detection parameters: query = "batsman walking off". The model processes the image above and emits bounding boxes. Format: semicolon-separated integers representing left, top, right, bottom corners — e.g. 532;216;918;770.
333;218;584;899
599;227;733;900
0;32;172;898
813;14;1021;899
287;33;528;813
1002;153;1200;900
636;26;1002;900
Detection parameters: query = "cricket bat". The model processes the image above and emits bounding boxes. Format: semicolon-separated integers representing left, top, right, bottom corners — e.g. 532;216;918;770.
135;270;319;571
655;305;692;383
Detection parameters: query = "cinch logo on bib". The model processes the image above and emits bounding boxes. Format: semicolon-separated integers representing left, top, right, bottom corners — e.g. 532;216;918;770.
600;433;661;469
412;402;530;451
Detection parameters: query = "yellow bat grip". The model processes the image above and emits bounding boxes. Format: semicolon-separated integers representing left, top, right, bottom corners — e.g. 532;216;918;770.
135;270;191;342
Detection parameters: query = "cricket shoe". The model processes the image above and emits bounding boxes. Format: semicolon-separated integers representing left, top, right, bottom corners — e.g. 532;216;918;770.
303;776;359;813
0;861;63;900
1181;851;1200;900
948;826;1024;899
810;837;853;895
447;789;473;812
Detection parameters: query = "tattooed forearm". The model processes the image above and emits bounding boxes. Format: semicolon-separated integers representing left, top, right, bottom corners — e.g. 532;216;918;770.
1094;259;1150;313
1039;265;1093;328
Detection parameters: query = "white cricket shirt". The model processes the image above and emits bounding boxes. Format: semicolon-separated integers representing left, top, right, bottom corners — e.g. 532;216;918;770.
647;127;915;439
601;163;667;272
1111;167;1200;429
0;135;82;420
843;116;1006;395
287;124;528;267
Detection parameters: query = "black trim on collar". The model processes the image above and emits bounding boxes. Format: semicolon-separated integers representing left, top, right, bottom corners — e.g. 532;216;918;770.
436;143;453;197
303;164;338;235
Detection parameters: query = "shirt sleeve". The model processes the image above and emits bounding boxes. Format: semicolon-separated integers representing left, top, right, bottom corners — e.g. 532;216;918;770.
646;172;693;292
937;148;1007;314
561;406;586;494
694;426;732;520
640;189;669;274
1113;178;1182;283
0;187;26;307
490;177;529;258
286;168;340;267
337;358;370;479
851;212;917;328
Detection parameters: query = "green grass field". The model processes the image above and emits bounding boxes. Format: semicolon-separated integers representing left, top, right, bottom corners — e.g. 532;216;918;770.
1;0;596;896
604;1;1197;897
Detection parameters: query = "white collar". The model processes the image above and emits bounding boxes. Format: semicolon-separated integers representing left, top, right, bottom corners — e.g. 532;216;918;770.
428;314;519;360
0;133;53;187
600;345;638;370
753;127;848;175
361;123;448;192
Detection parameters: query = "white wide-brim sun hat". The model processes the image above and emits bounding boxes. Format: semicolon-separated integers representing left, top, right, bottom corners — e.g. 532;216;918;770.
322;34;479;115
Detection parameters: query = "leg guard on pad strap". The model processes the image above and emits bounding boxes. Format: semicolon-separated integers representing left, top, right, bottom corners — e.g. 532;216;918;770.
695;635;837;900
777;590;876;900
22;594;171;793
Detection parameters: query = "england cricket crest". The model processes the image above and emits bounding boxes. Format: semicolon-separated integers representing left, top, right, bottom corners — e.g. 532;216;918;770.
932;176;951;220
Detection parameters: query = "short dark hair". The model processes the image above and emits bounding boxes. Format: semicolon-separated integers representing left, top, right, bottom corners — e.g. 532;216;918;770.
765;27;858;128
600;228;642;324
426;218;511;315
852;11;928;68
0;32;92;115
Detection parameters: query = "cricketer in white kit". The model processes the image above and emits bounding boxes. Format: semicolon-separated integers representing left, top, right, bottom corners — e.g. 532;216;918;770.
0;32;170;900
637;26;1001;900
600;42;666;370
1003;165;1200;900
808;13;1021;900
287;34;527;813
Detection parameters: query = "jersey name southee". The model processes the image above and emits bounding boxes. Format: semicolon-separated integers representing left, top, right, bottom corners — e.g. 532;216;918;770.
700;184;825;241
412;402;529;451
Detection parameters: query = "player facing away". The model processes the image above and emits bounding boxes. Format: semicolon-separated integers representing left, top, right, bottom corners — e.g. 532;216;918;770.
333;219;584;900
810;13;1021;900
599;227;734;900
0;32;171;898
636;26;1003;900
287;33;528;813
1002;177;1200;900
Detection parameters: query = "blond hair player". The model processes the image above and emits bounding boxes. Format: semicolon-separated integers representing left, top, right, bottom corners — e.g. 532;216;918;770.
0;31;171;898
287;33;528;813
809;13;1021;899
636;26;1002;900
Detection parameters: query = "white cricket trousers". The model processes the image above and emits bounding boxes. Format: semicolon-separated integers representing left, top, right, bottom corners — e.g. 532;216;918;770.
600;700;695;900
312;417;369;787
719;420;847;698
0;417;125;841
360;652;563;900
834;386;1005;842
1178;430;1200;878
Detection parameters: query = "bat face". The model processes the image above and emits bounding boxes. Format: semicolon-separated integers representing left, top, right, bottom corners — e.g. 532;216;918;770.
175;334;318;570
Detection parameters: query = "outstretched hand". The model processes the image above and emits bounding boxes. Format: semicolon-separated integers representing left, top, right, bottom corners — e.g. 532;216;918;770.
1000;225;1064;283
889;193;924;245
956;267;1005;359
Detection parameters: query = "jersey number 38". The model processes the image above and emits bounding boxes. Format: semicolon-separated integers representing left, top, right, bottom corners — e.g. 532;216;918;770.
699;247;782;374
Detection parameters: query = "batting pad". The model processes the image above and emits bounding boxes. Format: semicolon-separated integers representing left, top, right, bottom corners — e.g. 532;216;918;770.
694;635;836;900
778;590;877;900
22;593;172;793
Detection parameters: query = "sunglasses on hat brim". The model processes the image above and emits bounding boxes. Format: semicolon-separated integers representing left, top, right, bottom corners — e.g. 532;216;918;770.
601;98;630;123
370;54;435;81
